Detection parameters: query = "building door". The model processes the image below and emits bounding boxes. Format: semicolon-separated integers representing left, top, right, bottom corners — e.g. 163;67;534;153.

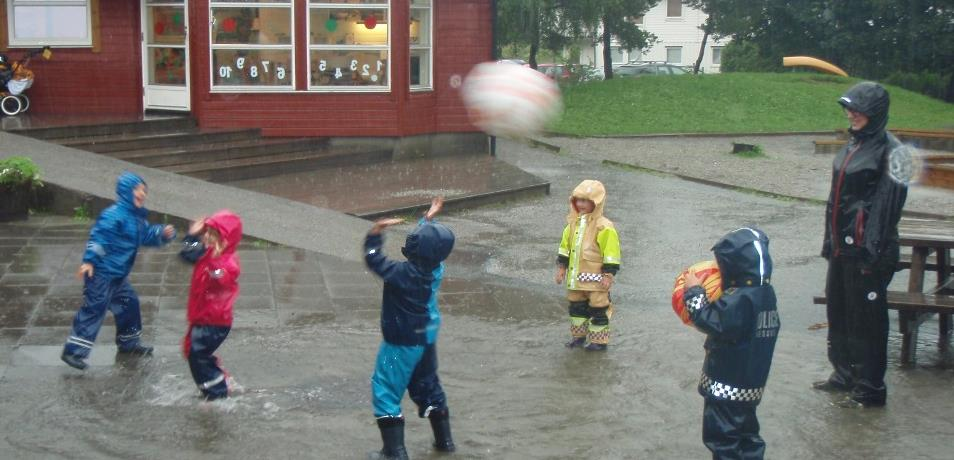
142;0;189;111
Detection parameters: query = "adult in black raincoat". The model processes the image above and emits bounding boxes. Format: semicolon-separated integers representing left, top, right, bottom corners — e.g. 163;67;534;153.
815;82;907;408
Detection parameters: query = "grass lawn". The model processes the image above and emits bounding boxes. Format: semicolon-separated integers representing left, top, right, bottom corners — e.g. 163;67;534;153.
549;72;954;136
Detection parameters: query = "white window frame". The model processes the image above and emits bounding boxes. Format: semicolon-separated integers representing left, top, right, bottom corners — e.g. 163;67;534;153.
666;46;682;64
209;0;296;93
711;46;723;66
7;0;92;47
306;1;391;93
409;0;432;91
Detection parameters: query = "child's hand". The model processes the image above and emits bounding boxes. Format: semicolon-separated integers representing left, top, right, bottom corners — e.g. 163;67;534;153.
424;196;444;221
188;219;206;236
370;218;405;235
76;263;94;279
555;266;567;284
684;268;703;288
600;273;614;289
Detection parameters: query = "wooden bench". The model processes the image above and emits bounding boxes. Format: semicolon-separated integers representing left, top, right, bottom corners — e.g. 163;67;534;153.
898;251;954;271
813;291;954;364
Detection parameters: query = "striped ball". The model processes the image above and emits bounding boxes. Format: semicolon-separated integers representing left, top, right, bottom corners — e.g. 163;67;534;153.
461;61;562;138
671;260;723;326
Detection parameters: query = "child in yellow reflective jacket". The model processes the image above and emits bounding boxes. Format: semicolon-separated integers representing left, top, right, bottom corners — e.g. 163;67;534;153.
555;180;621;351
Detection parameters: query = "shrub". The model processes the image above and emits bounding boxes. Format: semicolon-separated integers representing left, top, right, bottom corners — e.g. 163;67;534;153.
0;156;42;188
883;71;951;101
721;41;780;73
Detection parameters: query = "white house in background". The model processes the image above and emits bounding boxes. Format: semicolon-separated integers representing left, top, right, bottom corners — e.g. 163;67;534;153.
581;0;731;73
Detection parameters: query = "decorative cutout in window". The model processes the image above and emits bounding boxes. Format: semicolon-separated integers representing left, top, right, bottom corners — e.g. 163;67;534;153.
210;1;294;90
308;2;390;90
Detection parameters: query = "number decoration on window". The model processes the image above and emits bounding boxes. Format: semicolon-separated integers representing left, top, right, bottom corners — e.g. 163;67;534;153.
218;56;288;83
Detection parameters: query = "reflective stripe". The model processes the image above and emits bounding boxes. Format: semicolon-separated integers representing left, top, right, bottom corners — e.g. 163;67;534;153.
200;374;226;390
117;331;141;340
686;292;708;314
700;373;764;402
739;227;767;285
67;336;94;348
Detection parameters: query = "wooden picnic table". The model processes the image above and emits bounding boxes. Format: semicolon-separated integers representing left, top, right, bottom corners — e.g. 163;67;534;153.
897;218;954;363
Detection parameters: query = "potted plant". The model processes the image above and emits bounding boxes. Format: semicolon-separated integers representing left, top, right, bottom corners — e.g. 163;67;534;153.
0;155;42;221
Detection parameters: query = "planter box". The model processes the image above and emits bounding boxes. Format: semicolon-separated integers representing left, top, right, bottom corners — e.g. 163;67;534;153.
0;186;30;221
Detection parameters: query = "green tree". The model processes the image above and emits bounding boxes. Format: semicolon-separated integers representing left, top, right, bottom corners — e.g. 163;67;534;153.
561;0;660;79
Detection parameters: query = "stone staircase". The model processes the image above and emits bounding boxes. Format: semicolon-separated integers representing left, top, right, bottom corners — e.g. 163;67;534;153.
12;116;392;183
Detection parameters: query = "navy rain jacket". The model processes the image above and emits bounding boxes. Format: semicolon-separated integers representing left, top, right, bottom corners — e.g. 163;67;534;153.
82;172;174;279
364;222;455;346
685;228;779;405
822;82;907;269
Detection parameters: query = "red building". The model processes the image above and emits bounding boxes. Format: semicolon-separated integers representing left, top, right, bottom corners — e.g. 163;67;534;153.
0;0;492;138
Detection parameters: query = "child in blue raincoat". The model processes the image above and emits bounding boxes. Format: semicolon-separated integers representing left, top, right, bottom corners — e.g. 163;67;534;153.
61;171;176;370
364;197;456;460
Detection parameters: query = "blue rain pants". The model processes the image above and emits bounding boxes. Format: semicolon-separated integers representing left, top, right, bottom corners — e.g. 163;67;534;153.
188;325;231;400
371;341;446;418
63;273;144;358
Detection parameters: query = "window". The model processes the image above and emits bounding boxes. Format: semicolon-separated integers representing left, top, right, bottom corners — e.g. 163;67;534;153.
666;46;682;64
630;16;643;25
667;0;682;18
610;46;624;63
711;46;723;66
308;0;390;91
7;0;91;47
409;0;431;90
210;0;294;91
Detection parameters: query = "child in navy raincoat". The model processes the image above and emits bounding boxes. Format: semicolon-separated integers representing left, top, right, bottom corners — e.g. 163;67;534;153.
61;171;176;370
683;227;780;460
364;197;456;460
179;210;242;400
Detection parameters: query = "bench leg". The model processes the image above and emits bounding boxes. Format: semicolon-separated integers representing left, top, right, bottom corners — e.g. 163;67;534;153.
899;311;921;365
941;314;952;336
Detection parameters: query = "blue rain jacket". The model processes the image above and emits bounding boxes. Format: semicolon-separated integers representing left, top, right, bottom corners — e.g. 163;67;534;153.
364;221;455;346
81;172;174;279
685;227;779;406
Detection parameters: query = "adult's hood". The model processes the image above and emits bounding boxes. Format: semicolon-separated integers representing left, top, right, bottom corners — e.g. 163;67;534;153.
116;171;147;216
712;227;772;288
402;222;455;270
205;209;243;255
838;81;889;139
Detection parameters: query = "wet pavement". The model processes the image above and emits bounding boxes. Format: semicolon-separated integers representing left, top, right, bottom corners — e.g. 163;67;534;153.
2;138;954;459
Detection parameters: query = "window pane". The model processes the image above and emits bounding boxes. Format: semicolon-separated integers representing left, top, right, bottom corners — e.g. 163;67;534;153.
148;6;186;45
313;0;385;4
210;0;290;3
409;8;429;46
410;48;429;87
666;47;681;64
211;7;292;45
212;49;293;86
712;47;722;65
13;6;88;40
310;8;388;45
149;47;186;85
311;50;388;87
667;0;682;17
410;0;430;5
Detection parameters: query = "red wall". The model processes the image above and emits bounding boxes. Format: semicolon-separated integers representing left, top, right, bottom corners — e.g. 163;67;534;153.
9;0;142;116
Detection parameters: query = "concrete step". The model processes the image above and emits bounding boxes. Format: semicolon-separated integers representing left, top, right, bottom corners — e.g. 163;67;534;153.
12;116;196;141
57;129;263;154
109;137;330;168
169;146;393;182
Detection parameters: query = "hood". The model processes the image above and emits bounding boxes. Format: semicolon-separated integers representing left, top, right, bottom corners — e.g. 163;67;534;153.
567;180;606;222
712;227;772;288
116;171;147;216
204;209;243;255
401;222;455;270
838;81;889;139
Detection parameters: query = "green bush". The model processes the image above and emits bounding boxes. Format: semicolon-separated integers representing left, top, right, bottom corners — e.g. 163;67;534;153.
0;156;42;188
883;71;951;101
721;41;780;73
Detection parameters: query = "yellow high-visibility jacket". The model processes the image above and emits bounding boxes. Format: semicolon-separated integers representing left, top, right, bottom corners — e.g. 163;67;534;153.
558;180;621;291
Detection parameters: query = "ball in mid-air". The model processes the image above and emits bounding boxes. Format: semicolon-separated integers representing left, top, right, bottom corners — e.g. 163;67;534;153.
460;61;562;138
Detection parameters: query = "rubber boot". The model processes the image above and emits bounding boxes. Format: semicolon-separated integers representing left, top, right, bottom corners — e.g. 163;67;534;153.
428;408;456;452
371;417;409;460
117;343;154;356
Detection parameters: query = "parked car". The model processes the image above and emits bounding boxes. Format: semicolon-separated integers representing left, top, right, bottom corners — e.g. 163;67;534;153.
497;58;529;66
614;62;691;77
536;63;571;81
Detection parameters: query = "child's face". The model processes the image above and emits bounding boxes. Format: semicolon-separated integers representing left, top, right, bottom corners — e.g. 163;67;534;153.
574;198;595;214
132;184;147;208
203;227;223;255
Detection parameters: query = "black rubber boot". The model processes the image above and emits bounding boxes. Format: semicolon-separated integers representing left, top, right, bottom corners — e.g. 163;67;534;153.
117;343;154;356
371;417;409;460
61;351;88;370
428;408;456;452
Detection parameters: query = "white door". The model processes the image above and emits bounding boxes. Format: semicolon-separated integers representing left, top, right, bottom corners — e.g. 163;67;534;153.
142;0;189;111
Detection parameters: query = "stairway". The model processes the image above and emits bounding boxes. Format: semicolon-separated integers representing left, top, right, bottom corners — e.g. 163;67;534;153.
12;116;392;183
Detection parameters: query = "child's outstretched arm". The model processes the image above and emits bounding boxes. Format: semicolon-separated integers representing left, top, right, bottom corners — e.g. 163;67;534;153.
364;218;406;282
141;221;176;247
424;196;444;221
